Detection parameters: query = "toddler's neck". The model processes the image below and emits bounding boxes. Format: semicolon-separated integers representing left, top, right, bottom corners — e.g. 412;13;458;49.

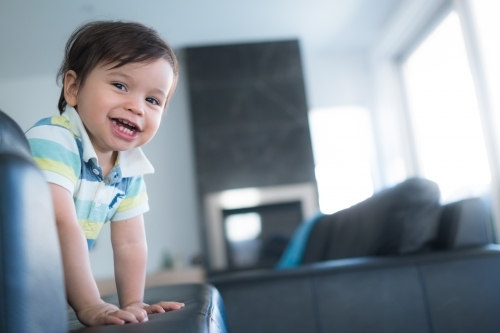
97;150;118;177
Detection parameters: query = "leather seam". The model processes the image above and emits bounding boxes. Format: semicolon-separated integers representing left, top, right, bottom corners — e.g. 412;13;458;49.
197;310;224;333
310;275;324;333
417;264;435;333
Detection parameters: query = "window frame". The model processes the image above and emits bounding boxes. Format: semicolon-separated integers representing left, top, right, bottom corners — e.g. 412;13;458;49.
370;0;500;240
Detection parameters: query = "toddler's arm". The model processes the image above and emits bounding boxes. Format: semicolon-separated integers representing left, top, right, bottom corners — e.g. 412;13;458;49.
50;184;140;326
111;215;184;318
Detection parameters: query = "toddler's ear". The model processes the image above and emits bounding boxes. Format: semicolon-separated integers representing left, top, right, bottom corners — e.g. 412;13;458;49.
64;70;79;108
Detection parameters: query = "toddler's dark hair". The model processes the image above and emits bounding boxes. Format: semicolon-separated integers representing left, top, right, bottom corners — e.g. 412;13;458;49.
57;21;179;114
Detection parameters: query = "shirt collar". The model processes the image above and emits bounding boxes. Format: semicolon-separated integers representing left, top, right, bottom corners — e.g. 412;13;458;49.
63;107;154;177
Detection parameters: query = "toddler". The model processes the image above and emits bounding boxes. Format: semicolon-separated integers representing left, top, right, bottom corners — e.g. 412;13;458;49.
26;21;184;326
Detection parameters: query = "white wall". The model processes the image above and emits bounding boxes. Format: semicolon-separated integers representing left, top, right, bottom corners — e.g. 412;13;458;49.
0;75;60;130
301;46;381;190
302;48;373;109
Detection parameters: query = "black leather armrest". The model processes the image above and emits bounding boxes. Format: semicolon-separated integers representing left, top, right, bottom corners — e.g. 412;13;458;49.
0;150;68;333
69;283;228;333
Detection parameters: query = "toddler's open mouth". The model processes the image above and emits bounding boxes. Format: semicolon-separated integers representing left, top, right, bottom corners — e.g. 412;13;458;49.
112;118;141;136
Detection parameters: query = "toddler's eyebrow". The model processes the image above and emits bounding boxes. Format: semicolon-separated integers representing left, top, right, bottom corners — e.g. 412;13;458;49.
151;88;167;100
107;71;133;80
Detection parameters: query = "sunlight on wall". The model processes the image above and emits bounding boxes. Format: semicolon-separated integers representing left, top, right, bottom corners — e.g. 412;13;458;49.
403;11;491;203
225;212;262;242
219;188;261;210
309;106;374;214
224;212;262;267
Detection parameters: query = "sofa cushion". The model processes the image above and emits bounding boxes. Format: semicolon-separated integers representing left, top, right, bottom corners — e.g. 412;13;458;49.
435;197;491;249
303;177;441;263
420;248;500;333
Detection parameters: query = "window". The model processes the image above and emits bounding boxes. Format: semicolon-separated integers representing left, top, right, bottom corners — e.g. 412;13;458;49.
309;106;375;214
469;0;500;142
402;11;491;203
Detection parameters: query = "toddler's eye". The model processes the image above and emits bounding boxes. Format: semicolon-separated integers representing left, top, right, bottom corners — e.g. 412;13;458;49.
146;97;159;106
113;83;126;91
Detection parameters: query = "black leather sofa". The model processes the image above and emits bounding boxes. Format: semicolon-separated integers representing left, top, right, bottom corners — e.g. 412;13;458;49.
211;180;499;333
0;109;228;333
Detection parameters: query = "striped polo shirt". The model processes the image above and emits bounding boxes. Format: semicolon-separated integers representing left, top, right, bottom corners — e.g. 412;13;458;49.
25;107;153;250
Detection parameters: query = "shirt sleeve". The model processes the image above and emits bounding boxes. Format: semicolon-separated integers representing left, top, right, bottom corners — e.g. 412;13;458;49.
25;121;81;194
112;175;150;221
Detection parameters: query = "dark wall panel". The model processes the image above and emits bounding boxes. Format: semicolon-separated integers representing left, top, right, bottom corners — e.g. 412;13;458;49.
186;40;315;195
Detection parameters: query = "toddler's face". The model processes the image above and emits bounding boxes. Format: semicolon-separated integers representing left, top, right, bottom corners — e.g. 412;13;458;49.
65;58;174;155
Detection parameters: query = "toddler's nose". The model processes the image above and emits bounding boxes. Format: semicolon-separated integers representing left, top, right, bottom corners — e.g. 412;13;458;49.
125;97;145;115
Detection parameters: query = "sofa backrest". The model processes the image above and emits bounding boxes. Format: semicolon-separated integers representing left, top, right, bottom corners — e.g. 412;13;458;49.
302;178;442;263
435;197;492;250
301;179;493;265
0;110;68;333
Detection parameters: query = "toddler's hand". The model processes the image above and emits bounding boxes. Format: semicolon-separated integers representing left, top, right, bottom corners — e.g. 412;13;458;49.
121;302;149;322
76;301;140;326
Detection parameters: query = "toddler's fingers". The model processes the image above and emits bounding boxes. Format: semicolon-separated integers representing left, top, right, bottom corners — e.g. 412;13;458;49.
122;307;149;322
157;301;185;310
144;304;165;314
99;315;125;326
109;309;140;324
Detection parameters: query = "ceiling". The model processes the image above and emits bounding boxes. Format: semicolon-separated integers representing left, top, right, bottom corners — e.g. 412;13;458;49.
0;0;403;79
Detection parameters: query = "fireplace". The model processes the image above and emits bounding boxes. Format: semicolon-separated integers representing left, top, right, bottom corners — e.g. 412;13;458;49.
204;182;318;272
